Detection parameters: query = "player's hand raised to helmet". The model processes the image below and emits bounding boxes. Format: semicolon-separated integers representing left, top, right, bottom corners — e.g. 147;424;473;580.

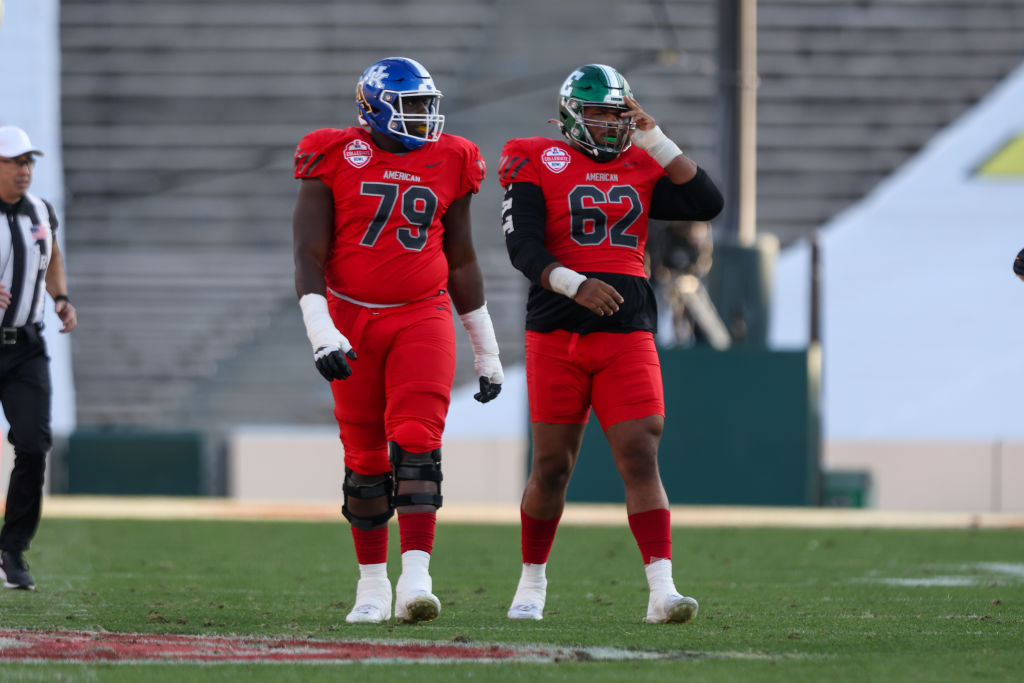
623;96;656;132
573;278;624;317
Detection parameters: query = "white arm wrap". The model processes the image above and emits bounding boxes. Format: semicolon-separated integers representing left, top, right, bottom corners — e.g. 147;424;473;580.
459;303;503;383
548;266;587;299
299;293;351;353
631;125;683;168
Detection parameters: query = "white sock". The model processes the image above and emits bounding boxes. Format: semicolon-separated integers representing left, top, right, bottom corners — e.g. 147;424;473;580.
645;557;677;595
348;562;391;623
398;550;432;592
359;562;388;581
509;562;548;618
519;562;547;586
511;562;548;605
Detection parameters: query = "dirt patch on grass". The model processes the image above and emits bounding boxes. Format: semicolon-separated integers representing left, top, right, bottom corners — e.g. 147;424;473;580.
0;629;711;663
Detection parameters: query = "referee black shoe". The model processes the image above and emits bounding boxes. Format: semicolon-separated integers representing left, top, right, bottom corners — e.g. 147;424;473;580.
0;550;35;590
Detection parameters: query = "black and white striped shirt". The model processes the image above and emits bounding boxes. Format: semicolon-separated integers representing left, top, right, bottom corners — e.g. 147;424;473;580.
1;192;57;328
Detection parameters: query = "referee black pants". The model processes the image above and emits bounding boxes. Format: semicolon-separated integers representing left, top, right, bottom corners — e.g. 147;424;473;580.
0;337;52;552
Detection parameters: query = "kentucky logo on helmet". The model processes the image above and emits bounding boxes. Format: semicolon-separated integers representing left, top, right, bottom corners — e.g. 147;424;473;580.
344;139;373;168
362;65;389;90
355;57;445;151
541;146;572;173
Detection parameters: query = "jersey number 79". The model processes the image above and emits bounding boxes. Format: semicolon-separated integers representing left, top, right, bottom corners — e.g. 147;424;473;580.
360;182;439;252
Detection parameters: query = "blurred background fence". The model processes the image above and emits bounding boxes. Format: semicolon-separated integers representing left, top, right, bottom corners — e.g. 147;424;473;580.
2;0;1023;510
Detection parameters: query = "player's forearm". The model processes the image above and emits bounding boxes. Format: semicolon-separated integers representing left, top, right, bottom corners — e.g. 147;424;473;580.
45;243;69;298
448;260;486;315
293;249;329;298
507;234;558;287
663;153;700;185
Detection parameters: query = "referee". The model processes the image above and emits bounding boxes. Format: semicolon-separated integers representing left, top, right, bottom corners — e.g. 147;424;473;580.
0;125;77;590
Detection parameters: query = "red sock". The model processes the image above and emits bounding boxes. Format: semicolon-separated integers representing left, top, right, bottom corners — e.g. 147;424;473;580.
628;508;672;564
350;526;388;565
521;509;561;564
398;512;436;554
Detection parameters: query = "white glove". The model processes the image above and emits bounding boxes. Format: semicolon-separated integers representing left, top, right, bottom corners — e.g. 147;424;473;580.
631;125;683;168
299;293;356;381
459;303;503;403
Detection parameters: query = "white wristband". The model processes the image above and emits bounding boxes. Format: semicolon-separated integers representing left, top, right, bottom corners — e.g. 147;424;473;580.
630;125;682;168
459;303;504;383
548;266;587;299
298;293;351;353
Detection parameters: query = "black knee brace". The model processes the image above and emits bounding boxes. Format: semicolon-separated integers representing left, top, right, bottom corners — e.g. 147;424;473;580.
341;468;395;530
389;442;443;509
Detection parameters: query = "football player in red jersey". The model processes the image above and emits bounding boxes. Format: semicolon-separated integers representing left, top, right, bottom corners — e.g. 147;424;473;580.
498;64;723;624
292;57;503;624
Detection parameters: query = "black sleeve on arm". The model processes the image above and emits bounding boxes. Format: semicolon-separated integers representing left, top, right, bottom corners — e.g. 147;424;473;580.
503;182;556;286
649;167;724;222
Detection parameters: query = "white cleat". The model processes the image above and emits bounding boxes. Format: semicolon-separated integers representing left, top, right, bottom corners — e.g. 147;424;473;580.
646;593;699;624
395;553;440;624
507;579;547;620
395;589;441;624
507;602;544;620
345;576;392;624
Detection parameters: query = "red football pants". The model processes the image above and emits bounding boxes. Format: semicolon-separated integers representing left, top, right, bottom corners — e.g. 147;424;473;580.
327;295;456;475
525;329;665;430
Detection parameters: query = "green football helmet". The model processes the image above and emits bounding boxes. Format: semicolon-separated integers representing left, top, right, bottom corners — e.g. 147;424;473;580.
557;64;635;162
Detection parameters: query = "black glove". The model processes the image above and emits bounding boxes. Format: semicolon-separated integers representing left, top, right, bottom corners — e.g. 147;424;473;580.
314;346;358;382
1014;248;1024;282
473;376;502;404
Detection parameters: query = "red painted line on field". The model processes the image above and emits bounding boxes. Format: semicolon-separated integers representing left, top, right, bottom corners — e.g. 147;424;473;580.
0;630;550;663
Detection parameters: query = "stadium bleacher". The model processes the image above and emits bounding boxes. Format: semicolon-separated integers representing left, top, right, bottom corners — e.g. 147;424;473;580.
59;0;1024;430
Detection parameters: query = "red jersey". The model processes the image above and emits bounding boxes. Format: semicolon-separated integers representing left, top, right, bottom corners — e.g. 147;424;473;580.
295;126;485;304
497;137;665;279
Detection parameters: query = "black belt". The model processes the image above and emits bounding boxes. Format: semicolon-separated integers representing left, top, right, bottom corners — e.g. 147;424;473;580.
0;323;42;346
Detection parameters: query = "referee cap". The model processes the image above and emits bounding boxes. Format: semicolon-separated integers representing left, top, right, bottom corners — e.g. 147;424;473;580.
0;125;44;158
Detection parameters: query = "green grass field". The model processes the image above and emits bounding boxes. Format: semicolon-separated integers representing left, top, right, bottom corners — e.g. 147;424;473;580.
0;516;1021;681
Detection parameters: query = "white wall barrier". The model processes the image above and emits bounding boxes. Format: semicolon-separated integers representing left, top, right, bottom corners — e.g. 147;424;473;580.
221;430;1024;513
226;426;528;506
825;441;1024;512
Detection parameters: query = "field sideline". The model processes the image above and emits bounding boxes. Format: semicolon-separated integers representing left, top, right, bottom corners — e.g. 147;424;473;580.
38;495;1024;528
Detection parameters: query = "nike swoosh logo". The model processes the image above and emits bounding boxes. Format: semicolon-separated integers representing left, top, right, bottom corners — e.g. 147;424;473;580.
426;162;442;168
623;162;636;167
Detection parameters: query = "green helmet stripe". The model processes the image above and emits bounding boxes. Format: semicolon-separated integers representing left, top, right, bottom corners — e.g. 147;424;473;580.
594;64;622;94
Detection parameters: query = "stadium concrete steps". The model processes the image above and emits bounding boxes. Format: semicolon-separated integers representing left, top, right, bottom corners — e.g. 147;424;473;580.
605;0;1024;245
60;0;515;430
60;0;1024;430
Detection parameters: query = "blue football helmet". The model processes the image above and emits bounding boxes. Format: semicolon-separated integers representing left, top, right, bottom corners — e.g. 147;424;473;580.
356;57;445;150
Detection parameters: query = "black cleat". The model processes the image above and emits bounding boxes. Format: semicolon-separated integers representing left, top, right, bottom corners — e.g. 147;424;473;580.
0;550;36;590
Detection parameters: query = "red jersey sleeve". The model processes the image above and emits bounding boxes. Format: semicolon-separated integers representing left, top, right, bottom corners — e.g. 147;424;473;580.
497;138;544;187
448;134;486;197
293;128;343;181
